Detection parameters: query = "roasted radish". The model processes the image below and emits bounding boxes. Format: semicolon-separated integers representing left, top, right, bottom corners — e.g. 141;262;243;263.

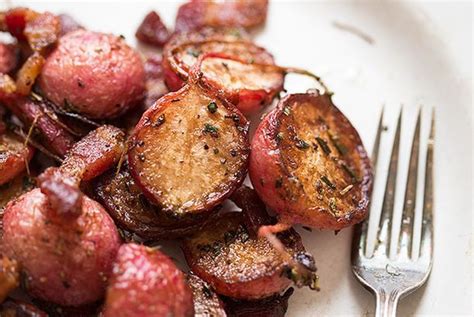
250;92;372;232
39;29;145;119
95;166;212;240
0;132;34;186
128;83;249;218
1;188;121;306
175;0;268;33
182;210;317;300
162;27;278;93
103;243;194;317
187;272;226;317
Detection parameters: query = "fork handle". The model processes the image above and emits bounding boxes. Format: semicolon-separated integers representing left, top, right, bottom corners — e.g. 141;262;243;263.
375;290;400;317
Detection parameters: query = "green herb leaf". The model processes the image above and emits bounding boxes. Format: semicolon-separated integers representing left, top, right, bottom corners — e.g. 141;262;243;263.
207;102;218;113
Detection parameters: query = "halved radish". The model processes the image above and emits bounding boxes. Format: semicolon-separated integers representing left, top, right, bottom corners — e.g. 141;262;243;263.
249;92;372;231
128;82;249;219
163;27;275;87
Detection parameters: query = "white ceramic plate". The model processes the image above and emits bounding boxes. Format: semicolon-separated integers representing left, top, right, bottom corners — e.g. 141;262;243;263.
3;1;472;316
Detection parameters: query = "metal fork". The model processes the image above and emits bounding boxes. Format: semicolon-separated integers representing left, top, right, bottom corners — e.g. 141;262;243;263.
351;108;434;317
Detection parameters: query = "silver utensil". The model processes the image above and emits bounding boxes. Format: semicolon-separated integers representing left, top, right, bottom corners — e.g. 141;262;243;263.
351;108;434;317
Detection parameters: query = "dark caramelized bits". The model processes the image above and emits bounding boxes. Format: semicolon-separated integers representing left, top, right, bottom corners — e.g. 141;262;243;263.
94;167;213;240
175;0;268;33
103;243;194;317
249;92;372;230
187;272;226;317
128;83;249;217
182;212;316;300
135;11;170;47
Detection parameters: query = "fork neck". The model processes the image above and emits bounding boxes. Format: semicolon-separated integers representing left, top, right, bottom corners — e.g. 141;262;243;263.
375;289;401;317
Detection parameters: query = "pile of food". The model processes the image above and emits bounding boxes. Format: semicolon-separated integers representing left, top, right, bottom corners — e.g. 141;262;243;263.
0;1;372;316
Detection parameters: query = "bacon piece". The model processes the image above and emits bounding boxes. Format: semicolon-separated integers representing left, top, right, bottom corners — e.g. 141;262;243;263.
135;11;170;47
37;125;125;218
175;0;268;33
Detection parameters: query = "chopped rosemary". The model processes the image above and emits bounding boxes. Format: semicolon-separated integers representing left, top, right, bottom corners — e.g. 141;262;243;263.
328;132;348;155
295;139;310;149
340;184;354;195
316;137;331;155
207;102;218;113
275;178;283;188
321;175;336;190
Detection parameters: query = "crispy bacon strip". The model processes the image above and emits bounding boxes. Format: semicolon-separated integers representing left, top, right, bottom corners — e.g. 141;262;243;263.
1;94;76;157
1;8;60;95
37;125;125;218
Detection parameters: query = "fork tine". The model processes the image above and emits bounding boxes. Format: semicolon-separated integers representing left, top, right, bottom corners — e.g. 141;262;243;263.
373;108;402;257
398;109;421;258
420;110;434;262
